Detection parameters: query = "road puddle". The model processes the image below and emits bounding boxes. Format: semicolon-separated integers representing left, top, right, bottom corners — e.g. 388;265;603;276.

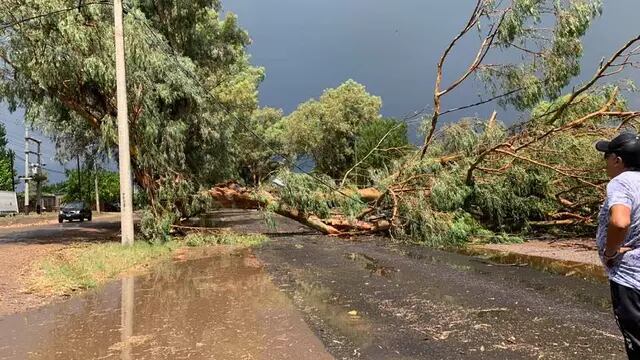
0;247;333;359
291;277;373;347
344;252;397;278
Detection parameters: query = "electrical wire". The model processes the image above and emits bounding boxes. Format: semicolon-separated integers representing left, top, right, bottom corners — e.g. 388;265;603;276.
0;1;112;31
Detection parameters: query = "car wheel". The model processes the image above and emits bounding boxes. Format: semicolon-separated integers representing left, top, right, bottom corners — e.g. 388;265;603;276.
80;218;84;223
87;215;92;222
58;217;63;224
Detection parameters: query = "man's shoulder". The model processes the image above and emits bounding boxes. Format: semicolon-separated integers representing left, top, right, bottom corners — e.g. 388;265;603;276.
611;171;640;186
606;173;639;198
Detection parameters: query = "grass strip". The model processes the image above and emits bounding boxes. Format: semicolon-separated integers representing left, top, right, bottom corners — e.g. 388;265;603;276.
30;232;269;296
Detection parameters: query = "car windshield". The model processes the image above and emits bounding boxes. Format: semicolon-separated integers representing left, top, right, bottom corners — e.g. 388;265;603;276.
63;202;84;210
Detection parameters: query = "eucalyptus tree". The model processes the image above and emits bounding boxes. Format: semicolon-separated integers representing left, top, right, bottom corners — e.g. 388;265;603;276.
0;0;262;237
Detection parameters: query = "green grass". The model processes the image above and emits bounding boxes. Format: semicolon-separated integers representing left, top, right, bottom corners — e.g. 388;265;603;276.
30;232;269;296
30;241;179;295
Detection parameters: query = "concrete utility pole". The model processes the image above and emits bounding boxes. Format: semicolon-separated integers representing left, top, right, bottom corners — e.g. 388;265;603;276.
76;156;82;201
113;0;135;245
25;135;43;213
35;140;42;214
23;129;29;214
9;150;15;192
94;163;101;213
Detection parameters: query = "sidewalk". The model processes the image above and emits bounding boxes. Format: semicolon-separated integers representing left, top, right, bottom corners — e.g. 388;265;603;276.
464;238;607;281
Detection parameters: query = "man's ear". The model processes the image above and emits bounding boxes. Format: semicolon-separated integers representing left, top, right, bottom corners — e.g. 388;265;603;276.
615;156;624;165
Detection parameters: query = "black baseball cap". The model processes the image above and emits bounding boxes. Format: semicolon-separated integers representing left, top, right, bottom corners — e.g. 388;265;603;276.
595;132;640;155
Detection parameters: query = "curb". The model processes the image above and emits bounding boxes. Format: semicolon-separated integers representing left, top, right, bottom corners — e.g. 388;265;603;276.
455;245;608;283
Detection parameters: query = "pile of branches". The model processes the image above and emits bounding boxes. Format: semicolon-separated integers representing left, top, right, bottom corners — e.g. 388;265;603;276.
207;93;636;244
209;76;639;246
208;179;390;236
207;1;640;245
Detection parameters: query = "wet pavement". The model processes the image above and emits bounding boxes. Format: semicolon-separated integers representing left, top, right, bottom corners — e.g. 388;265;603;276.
229;210;625;359
0;210;628;359
0;247;333;359
0;215;121;244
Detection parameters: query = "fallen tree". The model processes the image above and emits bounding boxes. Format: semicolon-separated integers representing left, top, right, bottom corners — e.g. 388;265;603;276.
206;1;640;247
208;181;389;236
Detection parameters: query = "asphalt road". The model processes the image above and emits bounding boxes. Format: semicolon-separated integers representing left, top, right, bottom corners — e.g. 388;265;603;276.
220;210;627;360
0;210;628;359
0;214;121;245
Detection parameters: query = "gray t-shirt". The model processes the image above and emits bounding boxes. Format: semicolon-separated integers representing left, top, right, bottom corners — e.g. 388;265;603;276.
596;171;640;290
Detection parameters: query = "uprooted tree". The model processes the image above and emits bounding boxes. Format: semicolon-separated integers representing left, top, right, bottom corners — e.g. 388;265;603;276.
209;0;640;247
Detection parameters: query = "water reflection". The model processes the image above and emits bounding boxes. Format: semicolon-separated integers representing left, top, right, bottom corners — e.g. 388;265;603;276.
120;276;134;360
0;248;333;359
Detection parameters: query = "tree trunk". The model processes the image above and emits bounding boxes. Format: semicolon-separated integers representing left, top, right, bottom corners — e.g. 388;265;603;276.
207;182;389;236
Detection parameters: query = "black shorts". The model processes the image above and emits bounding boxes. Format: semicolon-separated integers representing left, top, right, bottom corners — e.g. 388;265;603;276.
610;281;640;359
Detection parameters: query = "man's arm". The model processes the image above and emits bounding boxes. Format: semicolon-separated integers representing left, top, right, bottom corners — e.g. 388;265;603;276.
605;204;632;266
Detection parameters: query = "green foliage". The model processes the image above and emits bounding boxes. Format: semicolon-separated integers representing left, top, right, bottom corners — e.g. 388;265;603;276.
0;156;13;192
282;80;382;179
482;0;603;110
43;169;120;205
0;0;260;238
428;118;507;159
236;107;288;186
531;87;625;128
270;170;365;219
480;233;524;245
434;120;483;157
0;124;16;191
469;167;554;232
429;167;472;212
140;209;176;243
394;195;482;248
352;118;412;184
270;170;332;219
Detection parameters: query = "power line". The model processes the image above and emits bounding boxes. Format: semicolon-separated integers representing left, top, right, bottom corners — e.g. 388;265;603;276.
9;149;26;166
45;167;68;175
6;136;23;144
0;1;113;31
4;135;24;146
5;137;69;176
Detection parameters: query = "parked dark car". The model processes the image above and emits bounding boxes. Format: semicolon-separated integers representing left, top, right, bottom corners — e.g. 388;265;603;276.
58;201;92;223
103;201;121;212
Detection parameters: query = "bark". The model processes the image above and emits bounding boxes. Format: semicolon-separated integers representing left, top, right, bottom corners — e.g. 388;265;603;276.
208;182;389;236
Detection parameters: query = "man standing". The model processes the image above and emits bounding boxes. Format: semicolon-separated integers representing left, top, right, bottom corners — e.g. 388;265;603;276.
596;132;640;359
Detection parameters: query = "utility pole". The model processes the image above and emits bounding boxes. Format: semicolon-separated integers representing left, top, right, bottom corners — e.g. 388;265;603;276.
114;0;135;245
25;136;43;213
9;150;15;192
35;140;42;214
23;129;29;214
94;163;101;213
76;156;82;201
